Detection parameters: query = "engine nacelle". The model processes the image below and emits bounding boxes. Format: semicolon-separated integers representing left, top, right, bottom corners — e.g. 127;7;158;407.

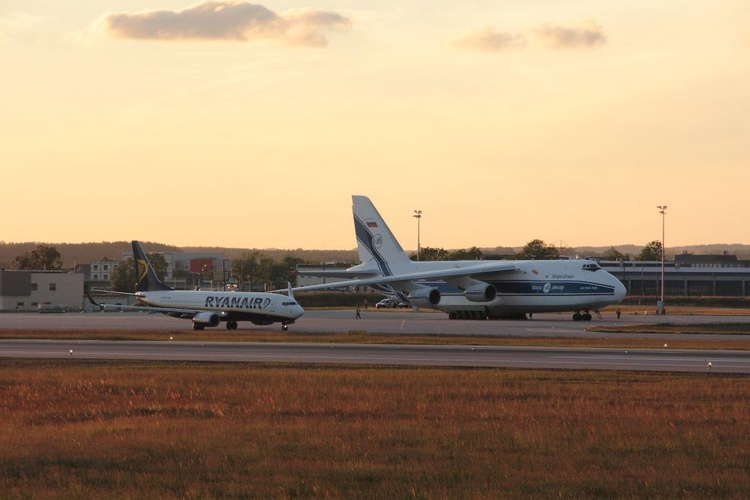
193;311;220;327
408;287;441;307
464;283;496;303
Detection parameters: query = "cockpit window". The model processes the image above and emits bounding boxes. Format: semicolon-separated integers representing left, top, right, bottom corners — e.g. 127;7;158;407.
582;263;601;272
282;301;298;306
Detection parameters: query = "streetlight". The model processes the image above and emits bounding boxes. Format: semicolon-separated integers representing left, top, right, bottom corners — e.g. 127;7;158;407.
413;210;422;261
657;205;667;315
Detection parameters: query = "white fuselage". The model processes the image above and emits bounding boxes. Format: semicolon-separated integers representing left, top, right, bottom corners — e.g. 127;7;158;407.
354;259;626;316
137;290;304;322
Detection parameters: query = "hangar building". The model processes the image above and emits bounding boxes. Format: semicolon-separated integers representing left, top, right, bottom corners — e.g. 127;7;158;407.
0;270;84;312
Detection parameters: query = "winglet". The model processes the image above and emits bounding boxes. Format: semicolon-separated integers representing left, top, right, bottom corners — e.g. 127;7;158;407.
85;289;104;310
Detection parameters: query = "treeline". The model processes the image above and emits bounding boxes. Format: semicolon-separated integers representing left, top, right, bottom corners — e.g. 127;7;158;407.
0;241;358;270
4;239;750;271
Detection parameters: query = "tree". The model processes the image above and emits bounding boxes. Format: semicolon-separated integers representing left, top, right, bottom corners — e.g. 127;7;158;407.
268;256;305;289
517;239;560;260
14;244;63;270
109;253;169;292
412;246;448;261
232;251;271;291
110;258;135;292
638;240;663;261
445;247;484;260
602;247;628;261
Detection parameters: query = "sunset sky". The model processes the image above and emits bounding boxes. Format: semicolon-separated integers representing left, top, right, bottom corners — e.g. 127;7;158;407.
2;1;748;251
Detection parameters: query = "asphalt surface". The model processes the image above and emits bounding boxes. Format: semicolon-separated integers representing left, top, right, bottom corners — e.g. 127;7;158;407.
4;309;750;339
1;339;748;373
1;310;749;373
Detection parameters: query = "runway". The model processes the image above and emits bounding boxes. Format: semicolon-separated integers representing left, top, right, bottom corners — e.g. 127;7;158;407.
1;339;748;373
3;309;750;340
1;311;750;373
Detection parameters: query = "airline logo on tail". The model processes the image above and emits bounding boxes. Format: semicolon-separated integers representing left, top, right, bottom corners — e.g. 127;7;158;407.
137;259;149;283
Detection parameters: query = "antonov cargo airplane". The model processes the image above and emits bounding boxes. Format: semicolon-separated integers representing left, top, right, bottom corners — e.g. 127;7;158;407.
292;196;626;321
90;241;304;331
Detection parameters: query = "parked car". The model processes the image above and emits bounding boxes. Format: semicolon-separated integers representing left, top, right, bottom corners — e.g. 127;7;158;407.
375;297;409;309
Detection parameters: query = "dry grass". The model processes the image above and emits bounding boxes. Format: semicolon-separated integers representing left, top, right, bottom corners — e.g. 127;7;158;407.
0;360;748;498
606;304;750;316
590;322;750;336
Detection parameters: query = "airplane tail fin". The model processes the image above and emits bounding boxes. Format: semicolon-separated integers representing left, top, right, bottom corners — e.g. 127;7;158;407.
352;195;412;275
132;241;172;292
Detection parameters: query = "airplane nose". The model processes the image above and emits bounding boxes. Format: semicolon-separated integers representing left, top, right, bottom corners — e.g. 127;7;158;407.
293;304;305;319
613;277;627;302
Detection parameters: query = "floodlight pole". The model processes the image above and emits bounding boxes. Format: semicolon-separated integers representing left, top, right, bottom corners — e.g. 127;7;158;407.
657;205;667;314
413;210;422;261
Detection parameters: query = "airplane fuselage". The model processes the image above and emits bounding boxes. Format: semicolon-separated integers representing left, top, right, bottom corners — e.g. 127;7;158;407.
136;290;304;324
358;259;626;318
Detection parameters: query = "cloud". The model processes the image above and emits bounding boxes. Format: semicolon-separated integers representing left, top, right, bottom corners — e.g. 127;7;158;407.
98;1;351;47
533;21;606;49
451;27;526;52
453;20;606;53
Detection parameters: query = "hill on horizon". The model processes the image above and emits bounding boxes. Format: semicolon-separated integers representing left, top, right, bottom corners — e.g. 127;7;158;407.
3;241;750;269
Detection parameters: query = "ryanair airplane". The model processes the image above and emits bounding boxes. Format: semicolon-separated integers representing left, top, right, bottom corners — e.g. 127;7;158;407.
91;241;304;331
293;196;626;320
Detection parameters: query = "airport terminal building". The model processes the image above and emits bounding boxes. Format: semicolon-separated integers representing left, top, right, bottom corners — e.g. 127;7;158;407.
601;253;750;297
0;270;84;312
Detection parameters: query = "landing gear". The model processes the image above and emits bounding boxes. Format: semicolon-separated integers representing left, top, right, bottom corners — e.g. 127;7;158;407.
282;324;289;332
572;311;593;321
226;320;238;330
193;323;205;331
448;310;487;320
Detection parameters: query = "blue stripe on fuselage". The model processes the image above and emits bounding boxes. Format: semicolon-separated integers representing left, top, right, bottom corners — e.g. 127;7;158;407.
418;280;616;296
354;214;393;277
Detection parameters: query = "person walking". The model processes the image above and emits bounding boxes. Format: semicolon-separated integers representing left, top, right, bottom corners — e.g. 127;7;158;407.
616;308;621;320
356;305;361;319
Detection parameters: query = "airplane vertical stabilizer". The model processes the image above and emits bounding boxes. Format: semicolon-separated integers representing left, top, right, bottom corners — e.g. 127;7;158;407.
352;195;412;276
132;241;172;292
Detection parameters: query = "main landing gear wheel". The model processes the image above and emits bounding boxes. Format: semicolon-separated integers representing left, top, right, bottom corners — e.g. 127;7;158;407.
193;323;205;331
572;311;593;321
226;320;238;330
448;311;487;320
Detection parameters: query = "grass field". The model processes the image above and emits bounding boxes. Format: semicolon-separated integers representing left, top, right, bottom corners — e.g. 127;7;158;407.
1;360;748;498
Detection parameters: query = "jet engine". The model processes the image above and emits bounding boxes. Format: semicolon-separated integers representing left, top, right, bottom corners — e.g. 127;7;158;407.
192;311;220;327
408;287;441;307
464;282;497;303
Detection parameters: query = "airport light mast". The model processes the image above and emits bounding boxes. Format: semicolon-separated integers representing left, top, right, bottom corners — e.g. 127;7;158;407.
657;205;667;314
413;210;422;261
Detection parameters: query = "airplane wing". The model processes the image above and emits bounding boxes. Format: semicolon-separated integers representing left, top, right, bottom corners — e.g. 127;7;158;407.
100;303;228;318
87;289;222;318
285;262;519;293
91;288;139;296
297;269;379;279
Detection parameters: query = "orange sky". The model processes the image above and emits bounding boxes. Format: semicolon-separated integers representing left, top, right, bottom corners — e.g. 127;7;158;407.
2;1;749;250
